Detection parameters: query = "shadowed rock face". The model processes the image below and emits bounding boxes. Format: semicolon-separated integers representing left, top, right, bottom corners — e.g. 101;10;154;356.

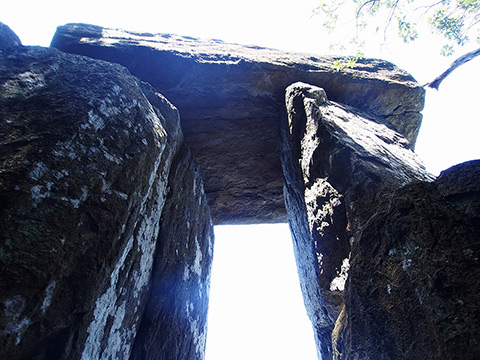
280;82;433;360
51;23;425;224
0;33;213;360
338;160;480;360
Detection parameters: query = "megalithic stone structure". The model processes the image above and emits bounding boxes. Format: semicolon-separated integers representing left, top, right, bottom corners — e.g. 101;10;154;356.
50;23;425;225
1;22;479;360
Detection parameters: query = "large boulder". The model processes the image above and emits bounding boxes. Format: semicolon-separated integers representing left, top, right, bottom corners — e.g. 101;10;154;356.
0;28;213;360
338;160;480;360
280;82;433;359
51;23;425;224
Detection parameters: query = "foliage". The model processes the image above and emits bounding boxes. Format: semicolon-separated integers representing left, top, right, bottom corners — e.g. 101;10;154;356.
332;54;364;70
313;0;480;57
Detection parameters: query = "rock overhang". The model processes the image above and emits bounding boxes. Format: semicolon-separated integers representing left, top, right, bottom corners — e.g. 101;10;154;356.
51;23;426;225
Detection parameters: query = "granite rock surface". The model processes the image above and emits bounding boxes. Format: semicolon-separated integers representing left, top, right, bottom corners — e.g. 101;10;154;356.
338;160;480;360
0;27;213;360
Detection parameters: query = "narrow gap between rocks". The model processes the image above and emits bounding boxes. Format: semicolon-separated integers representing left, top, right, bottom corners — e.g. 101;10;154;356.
205;224;318;360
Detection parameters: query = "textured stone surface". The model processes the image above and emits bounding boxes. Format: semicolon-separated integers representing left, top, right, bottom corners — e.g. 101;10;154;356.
130;145;214;360
0;22;22;50
0;41;183;359
5;23;478;360
51;23;425;224
281;82;433;359
339;160;480;360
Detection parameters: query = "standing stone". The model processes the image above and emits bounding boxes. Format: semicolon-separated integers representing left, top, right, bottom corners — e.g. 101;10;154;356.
130;145;214;360
340;160;480;360
51;23;425;224
0;37;182;359
281;82;433;359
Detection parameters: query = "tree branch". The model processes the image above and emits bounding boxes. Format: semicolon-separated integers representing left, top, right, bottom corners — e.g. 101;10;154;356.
425;46;480;89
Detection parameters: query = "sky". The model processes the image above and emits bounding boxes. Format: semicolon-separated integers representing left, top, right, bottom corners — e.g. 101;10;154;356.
3;1;480;359
206;224;318;360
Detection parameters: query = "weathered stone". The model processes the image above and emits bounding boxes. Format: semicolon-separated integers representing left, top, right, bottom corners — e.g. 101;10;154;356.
280;82;433;359
4;22;478;360
130;145;214;360
0;22;21;50
0;41;183;359
51;23;425;224
339;160;480;360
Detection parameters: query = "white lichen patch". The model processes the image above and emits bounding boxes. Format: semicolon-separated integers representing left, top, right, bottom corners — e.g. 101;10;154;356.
387;284;392;295
52;138;79;160
463;248;474;257
207;234;214;258
113;190;128;200
100;301;127;360
330;258;350;292
81;235;134;360
99;98;121;118
2;295;30;345
191;319;207;358
402;258;412;271
31;182;53;207
1;70;46;98
185;300;207;358
81;144;171;360
82;110;105;132
29;162;49;181
61;186;88;209
102;149;122;164
41;280;56;315
183;267;191;282
193;236;203;277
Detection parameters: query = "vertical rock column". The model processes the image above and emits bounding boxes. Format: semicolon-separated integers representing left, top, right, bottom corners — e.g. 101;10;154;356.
130;145;214;360
1;29;214;360
280;82;433;359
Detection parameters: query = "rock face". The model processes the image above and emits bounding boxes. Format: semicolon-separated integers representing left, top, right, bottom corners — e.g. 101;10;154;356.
0;29;213;360
0;23;21;50
338;160;480;360
130;145;214;360
280;83;434;359
51;23;425;224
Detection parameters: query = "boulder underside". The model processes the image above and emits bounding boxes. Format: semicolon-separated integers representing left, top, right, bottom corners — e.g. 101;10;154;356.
51;23;425;224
